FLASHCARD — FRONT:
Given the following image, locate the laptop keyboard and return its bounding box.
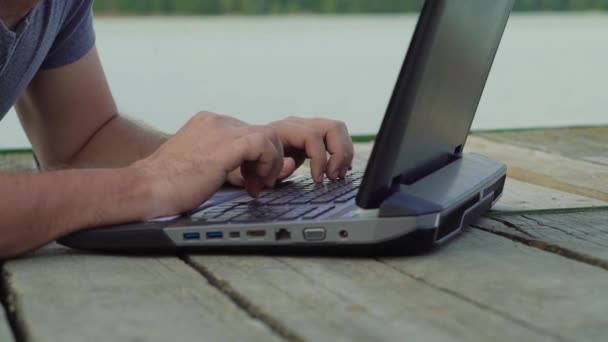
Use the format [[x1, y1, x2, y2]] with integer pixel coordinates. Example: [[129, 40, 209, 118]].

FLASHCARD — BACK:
[[191, 171, 364, 223]]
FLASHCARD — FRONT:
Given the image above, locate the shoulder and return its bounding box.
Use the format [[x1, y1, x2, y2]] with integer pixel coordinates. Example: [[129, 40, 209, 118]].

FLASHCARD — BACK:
[[42, 0, 93, 24]]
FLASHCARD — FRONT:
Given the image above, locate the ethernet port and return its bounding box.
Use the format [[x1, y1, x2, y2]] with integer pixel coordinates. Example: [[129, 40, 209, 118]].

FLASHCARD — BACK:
[[275, 228, 291, 241]]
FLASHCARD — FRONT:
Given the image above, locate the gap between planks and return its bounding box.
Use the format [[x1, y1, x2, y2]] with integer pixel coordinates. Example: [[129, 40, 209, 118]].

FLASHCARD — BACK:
[[466, 136, 608, 202], [3, 249, 284, 342], [375, 259, 568, 342], [474, 224, 608, 272], [186, 254, 558, 342], [180, 255, 305, 342], [474, 209, 608, 272]]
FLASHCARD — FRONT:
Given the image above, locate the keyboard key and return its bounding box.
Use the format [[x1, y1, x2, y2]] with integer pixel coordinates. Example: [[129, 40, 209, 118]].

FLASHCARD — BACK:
[[335, 193, 357, 203], [267, 195, 299, 206], [310, 194, 340, 204], [231, 195, 257, 204], [302, 206, 336, 220], [232, 207, 292, 223], [277, 207, 317, 220]]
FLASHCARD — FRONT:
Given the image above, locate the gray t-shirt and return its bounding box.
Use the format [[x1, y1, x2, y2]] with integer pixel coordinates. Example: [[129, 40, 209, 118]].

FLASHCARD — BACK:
[[0, 0, 95, 120]]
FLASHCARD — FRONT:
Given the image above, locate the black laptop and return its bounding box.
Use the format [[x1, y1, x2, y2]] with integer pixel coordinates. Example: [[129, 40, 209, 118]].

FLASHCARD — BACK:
[[59, 0, 514, 255]]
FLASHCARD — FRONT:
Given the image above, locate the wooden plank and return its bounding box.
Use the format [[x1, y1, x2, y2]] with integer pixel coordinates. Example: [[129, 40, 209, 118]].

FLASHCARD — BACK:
[[188, 254, 554, 342], [4, 244, 282, 342], [0, 306, 13, 342], [475, 210, 608, 269], [465, 136, 608, 202], [382, 228, 608, 342], [478, 127, 608, 166], [492, 178, 608, 213]]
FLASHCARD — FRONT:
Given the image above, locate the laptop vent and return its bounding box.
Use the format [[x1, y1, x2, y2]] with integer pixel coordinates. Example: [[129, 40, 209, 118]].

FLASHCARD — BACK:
[[436, 194, 480, 241]]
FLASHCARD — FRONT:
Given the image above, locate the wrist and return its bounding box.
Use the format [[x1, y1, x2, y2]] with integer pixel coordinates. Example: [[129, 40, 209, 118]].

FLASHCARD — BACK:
[[125, 162, 160, 221]]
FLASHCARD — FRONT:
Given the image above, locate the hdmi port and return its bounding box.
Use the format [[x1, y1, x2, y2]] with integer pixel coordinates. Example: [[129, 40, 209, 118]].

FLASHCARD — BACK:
[[246, 230, 266, 238]]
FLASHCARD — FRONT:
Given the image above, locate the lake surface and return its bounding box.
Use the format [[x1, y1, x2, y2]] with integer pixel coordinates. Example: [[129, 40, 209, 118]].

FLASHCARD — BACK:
[[1, 14, 607, 148]]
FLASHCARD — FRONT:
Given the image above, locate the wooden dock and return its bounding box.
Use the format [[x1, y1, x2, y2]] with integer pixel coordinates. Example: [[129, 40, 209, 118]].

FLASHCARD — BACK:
[[1, 127, 607, 342]]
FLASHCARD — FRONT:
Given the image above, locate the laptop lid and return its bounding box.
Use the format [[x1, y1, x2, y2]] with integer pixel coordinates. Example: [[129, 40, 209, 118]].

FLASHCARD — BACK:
[[357, 0, 515, 209]]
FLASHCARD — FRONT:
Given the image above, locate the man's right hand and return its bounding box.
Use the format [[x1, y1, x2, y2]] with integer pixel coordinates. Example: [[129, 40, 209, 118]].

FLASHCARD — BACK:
[[131, 111, 288, 219]]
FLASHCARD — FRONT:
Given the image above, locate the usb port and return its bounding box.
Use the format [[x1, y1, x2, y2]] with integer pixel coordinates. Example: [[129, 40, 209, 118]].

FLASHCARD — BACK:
[[229, 231, 241, 239], [183, 232, 201, 240], [206, 231, 223, 239], [246, 230, 266, 238]]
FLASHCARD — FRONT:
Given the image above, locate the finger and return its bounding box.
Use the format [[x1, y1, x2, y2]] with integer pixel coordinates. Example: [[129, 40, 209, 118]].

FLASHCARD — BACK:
[[278, 157, 297, 180], [241, 162, 266, 196], [283, 148, 307, 171], [228, 132, 284, 196], [271, 121, 328, 183], [227, 168, 245, 187], [310, 119, 353, 181]]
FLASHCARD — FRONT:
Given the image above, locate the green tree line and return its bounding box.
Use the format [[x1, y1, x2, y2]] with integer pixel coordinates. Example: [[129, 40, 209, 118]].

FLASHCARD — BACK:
[[93, 0, 608, 15]]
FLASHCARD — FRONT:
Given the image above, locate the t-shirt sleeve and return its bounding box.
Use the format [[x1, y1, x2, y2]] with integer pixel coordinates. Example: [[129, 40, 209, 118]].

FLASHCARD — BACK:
[[41, 1, 96, 69]]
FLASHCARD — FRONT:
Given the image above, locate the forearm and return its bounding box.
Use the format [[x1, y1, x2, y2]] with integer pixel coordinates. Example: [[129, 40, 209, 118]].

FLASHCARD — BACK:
[[0, 168, 149, 259], [65, 115, 169, 169]]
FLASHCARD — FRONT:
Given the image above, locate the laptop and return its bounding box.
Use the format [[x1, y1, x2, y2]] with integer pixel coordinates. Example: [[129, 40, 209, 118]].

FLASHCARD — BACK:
[[59, 0, 514, 255]]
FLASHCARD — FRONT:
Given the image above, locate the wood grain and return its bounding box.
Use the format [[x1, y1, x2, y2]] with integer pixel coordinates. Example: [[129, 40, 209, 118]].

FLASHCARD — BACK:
[[475, 210, 608, 269], [188, 253, 554, 342], [492, 178, 608, 212], [478, 127, 608, 166], [382, 228, 608, 342], [466, 136, 608, 202], [3, 244, 281, 342]]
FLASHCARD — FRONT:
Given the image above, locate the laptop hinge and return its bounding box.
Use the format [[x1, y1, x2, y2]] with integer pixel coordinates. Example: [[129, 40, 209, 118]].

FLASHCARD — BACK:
[[379, 153, 506, 219], [393, 153, 460, 187]]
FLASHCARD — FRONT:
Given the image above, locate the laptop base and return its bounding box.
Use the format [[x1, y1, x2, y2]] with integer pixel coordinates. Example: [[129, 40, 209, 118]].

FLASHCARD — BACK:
[[58, 153, 506, 256]]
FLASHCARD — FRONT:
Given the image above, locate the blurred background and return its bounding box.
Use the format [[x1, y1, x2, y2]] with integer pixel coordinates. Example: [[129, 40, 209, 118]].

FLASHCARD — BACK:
[[1, 0, 607, 148]]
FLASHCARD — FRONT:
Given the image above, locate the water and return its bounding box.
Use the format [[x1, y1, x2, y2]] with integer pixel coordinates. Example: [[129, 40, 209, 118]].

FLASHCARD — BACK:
[[1, 14, 607, 148]]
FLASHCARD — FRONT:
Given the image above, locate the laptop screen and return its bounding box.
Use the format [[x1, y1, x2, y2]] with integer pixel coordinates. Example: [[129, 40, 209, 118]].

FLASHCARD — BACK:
[[357, 0, 515, 208]]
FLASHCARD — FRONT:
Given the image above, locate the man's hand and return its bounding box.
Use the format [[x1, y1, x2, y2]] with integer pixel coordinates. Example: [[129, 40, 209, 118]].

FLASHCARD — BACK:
[[226, 116, 354, 187], [132, 112, 286, 218], [132, 113, 354, 219]]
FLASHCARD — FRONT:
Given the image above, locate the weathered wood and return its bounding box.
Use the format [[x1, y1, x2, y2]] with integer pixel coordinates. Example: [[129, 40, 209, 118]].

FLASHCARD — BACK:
[[381, 228, 608, 342], [4, 128, 608, 342], [478, 127, 608, 166], [475, 210, 608, 269], [0, 306, 12, 342], [465, 136, 608, 202], [4, 244, 281, 342], [492, 178, 608, 212], [188, 253, 553, 342]]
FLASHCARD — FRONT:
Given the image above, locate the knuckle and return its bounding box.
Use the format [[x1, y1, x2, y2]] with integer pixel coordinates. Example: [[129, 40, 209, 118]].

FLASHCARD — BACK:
[[332, 120, 348, 131], [303, 126, 321, 138], [248, 132, 271, 151], [311, 130, 324, 141], [194, 111, 220, 123], [262, 125, 280, 140]]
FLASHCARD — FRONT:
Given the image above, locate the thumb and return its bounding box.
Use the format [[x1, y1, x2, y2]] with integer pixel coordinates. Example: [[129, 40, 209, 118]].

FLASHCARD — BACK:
[[278, 157, 297, 180]]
